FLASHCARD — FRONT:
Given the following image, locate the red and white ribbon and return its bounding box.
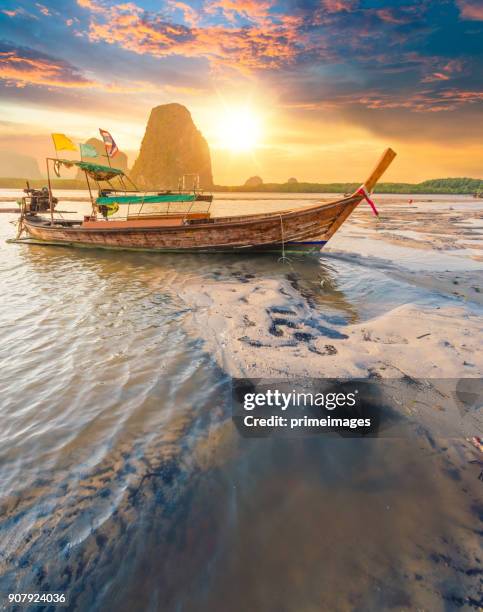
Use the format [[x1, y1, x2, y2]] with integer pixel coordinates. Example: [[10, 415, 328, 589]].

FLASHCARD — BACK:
[[356, 185, 379, 217]]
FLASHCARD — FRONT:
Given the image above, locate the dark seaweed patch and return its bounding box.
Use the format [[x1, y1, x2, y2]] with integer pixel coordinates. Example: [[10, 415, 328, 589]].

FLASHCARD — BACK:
[[293, 332, 314, 342], [443, 593, 483, 609], [268, 322, 284, 337], [238, 336, 269, 347], [430, 552, 452, 565], [306, 322, 348, 339], [471, 502, 483, 522], [443, 467, 461, 481], [309, 344, 337, 356], [267, 306, 297, 316]]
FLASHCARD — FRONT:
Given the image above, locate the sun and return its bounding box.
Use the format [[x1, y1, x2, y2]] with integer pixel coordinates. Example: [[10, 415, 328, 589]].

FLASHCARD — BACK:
[[217, 107, 262, 152]]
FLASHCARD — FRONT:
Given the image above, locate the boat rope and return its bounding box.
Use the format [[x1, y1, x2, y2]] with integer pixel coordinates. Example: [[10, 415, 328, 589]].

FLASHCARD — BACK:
[[278, 214, 292, 264], [356, 184, 379, 217], [15, 213, 25, 239], [14, 197, 26, 239]]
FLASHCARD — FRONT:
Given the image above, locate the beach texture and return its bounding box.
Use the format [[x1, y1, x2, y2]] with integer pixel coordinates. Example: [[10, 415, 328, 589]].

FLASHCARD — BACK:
[[182, 197, 482, 379]]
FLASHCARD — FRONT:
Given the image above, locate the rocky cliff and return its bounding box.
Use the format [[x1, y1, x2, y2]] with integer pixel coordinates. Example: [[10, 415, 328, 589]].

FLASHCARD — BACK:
[[131, 104, 213, 190], [76, 138, 128, 179]]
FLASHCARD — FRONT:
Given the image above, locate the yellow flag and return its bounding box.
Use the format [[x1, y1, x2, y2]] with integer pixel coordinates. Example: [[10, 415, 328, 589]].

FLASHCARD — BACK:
[[51, 133, 77, 152]]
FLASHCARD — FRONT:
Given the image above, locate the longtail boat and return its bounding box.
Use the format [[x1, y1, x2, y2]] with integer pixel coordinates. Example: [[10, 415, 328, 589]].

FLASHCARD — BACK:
[[13, 149, 396, 254]]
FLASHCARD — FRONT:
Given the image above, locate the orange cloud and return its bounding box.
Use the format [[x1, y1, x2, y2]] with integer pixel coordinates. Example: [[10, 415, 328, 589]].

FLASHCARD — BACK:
[[0, 49, 95, 89], [35, 3, 51, 16], [284, 85, 483, 114], [356, 89, 483, 112], [457, 1, 483, 20], [1, 7, 39, 19], [167, 1, 199, 27], [76, 0, 106, 14], [320, 0, 357, 13], [206, 0, 274, 25], [421, 59, 464, 83], [0, 45, 164, 94], [80, 1, 304, 73], [376, 8, 413, 24]]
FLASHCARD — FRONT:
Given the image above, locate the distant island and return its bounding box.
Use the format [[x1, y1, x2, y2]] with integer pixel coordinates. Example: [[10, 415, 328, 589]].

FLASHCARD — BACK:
[[0, 176, 481, 195]]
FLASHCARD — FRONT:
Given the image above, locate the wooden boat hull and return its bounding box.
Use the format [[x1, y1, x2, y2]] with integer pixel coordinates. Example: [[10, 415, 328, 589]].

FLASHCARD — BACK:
[[23, 196, 356, 253], [20, 149, 397, 254]]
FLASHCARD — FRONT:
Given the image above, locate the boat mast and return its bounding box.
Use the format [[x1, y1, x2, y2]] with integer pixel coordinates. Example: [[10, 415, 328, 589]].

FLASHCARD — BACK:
[[46, 158, 54, 226], [102, 139, 112, 168], [84, 169, 96, 216]]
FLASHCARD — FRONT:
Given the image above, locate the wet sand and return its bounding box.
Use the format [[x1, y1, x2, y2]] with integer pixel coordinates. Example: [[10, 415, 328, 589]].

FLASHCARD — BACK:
[[181, 197, 482, 380]]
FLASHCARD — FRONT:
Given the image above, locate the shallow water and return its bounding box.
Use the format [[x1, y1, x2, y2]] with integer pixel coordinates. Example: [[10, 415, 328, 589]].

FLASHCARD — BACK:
[[0, 194, 482, 610]]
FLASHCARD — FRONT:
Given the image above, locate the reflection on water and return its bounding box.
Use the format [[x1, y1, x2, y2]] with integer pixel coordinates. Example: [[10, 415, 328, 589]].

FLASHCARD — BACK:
[[0, 212, 481, 611]]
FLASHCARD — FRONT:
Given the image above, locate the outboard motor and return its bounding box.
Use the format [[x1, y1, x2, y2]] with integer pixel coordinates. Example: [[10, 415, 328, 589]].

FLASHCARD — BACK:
[[24, 184, 58, 212]]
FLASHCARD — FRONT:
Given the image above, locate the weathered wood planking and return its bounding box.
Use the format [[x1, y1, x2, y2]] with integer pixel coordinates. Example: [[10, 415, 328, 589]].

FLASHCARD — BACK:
[[22, 149, 397, 253], [24, 198, 353, 251]]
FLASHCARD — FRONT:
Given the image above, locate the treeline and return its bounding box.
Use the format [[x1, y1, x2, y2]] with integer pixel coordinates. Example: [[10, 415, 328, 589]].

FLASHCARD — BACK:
[[213, 177, 483, 194], [0, 178, 86, 190], [1, 176, 482, 194], [416, 177, 483, 193]]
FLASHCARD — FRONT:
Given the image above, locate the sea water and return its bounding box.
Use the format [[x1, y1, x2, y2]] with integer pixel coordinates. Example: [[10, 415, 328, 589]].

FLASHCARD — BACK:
[[0, 192, 481, 610]]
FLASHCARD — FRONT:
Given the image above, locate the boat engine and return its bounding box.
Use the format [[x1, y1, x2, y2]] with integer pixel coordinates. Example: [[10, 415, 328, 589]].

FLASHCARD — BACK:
[[24, 184, 58, 212]]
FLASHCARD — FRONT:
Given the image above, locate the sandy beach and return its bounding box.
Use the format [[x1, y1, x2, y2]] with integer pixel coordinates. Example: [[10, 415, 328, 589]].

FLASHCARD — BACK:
[[181, 196, 482, 380]]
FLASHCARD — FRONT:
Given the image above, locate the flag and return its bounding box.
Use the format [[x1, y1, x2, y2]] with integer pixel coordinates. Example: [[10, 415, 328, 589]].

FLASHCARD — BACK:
[[79, 143, 99, 158], [99, 128, 118, 158], [51, 133, 77, 152]]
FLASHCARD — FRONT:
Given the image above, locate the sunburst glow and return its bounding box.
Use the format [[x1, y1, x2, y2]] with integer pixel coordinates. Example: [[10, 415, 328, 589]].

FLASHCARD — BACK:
[[217, 107, 262, 152]]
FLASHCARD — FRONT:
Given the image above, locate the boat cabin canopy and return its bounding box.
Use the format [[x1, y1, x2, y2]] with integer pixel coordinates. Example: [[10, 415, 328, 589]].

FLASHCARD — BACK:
[[51, 158, 125, 181]]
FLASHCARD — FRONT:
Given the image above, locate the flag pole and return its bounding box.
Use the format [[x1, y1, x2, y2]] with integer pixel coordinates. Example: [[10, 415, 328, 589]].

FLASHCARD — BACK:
[[103, 140, 112, 167], [51, 134, 59, 160], [99, 130, 112, 167], [46, 158, 54, 226]]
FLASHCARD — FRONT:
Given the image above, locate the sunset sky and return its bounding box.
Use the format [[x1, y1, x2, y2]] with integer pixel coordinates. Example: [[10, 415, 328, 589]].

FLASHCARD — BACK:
[[0, 0, 482, 184]]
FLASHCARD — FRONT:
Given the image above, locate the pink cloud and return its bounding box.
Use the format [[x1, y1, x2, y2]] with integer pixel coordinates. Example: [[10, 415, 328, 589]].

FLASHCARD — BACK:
[[0, 45, 162, 94], [167, 1, 199, 27], [376, 8, 413, 24], [457, 0, 483, 20], [206, 0, 274, 25], [420, 58, 464, 83], [356, 89, 483, 112], [78, 0, 306, 73], [0, 49, 95, 89], [76, 0, 105, 14], [35, 3, 51, 16], [320, 0, 358, 13]]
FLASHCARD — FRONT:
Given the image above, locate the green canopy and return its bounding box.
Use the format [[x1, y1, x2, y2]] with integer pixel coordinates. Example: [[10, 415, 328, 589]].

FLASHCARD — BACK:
[[51, 158, 124, 181], [96, 193, 197, 205], [77, 161, 124, 180]]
